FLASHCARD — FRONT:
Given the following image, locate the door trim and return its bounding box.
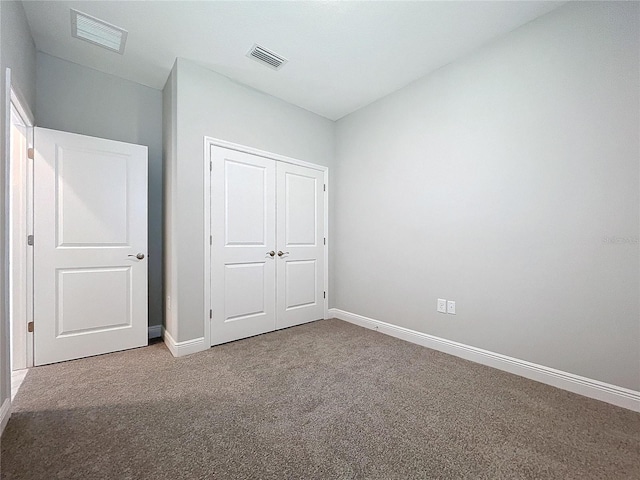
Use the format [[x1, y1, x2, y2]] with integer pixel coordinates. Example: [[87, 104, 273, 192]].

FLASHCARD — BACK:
[[9, 88, 35, 371], [203, 137, 329, 348], [3, 69, 36, 421]]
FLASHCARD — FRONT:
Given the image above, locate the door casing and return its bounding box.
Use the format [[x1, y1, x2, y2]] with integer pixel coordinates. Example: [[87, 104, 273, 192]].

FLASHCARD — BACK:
[[8, 80, 35, 371], [203, 137, 329, 347]]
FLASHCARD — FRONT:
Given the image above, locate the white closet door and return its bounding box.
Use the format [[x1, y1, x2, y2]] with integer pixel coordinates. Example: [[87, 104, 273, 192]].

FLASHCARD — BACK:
[[276, 162, 325, 329], [211, 147, 277, 345], [34, 128, 148, 365]]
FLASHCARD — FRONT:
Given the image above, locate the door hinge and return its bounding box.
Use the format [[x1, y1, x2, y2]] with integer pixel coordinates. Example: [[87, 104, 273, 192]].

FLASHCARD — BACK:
[[27, 147, 34, 160], [324, 237, 326, 245], [324, 291, 326, 299], [210, 160, 212, 171], [210, 235, 212, 245], [323, 184, 326, 192], [27, 234, 34, 246], [27, 321, 34, 333], [209, 309, 212, 319]]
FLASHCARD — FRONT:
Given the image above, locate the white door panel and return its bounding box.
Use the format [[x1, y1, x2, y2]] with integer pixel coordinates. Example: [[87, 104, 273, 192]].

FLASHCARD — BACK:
[[56, 153, 128, 245], [56, 267, 132, 336], [285, 260, 318, 308], [225, 160, 270, 246], [34, 128, 148, 365], [285, 174, 317, 245], [276, 162, 324, 329], [211, 147, 276, 345]]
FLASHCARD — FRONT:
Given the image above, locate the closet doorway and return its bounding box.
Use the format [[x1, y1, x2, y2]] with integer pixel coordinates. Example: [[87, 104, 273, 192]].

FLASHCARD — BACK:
[[206, 140, 328, 346]]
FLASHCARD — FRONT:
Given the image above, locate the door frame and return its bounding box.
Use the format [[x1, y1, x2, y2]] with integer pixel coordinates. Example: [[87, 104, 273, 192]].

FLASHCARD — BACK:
[[203, 137, 329, 348], [9, 85, 35, 370]]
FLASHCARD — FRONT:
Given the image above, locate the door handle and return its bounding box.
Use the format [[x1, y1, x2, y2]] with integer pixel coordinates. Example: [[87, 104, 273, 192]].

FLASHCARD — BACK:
[[267, 251, 276, 257], [277, 251, 289, 257], [128, 253, 145, 260]]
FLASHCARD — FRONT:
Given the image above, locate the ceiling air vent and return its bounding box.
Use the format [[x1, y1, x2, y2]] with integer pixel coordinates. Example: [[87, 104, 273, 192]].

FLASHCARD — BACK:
[[71, 9, 128, 54], [246, 44, 288, 71]]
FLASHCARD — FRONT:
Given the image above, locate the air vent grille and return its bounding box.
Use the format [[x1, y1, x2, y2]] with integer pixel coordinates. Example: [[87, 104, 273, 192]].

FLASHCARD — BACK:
[[71, 9, 128, 54], [246, 44, 288, 70]]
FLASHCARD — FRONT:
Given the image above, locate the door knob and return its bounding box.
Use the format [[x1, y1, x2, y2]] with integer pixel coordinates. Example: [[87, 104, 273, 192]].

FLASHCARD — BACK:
[[267, 251, 276, 257], [277, 251, 289, 257], [128, 253, 145, 260]]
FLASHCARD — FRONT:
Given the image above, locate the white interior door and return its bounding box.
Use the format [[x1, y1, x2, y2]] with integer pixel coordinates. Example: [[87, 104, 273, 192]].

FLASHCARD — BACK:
[[34, 128, 148, 365], [276, 162, 325, 329], [210, 147, 276, 345]]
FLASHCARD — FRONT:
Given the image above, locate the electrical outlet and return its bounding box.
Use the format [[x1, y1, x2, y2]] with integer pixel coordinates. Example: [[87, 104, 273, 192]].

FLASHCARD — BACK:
[[167, 295, 171, 310], [447, 300, 456, 315], [437, 299, 447, 313]]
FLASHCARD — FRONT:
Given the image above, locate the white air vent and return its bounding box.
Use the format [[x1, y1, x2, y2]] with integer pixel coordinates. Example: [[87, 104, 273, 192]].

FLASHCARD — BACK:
[[71, 9, 128, 54], [246, 44, 288, 70]]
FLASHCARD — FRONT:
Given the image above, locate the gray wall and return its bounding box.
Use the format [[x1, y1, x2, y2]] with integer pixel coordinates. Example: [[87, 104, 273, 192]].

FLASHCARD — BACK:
[[167, 58, 334, 342], [35, 53, 164, 328], [162, 63, 177, 338], [0, 0, 36, 425], [333, 1, 639, 390]]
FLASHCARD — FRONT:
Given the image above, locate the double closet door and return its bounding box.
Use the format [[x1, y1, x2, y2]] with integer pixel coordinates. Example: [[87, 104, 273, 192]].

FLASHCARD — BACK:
[[210, 147, 325, 346]]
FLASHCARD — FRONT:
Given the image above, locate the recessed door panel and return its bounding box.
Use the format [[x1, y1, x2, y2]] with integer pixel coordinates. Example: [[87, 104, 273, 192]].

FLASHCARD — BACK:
[[285, 173, 316, 246], [224, 263, 266, 321], [57, 267, 131, 336], [225, 160, 267, 246], [57, 146, 129, 247], [34, 128, 148, 366], [211, 147, 276, 345], [285, 260, 317, 310]]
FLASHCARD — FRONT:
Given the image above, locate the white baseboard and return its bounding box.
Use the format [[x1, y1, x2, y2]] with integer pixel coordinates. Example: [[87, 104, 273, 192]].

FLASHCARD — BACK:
[[148, 325, 162, 340], [162, 328, 207, 357], [329, 308, 640, 412], [0, 398, 11, 436]]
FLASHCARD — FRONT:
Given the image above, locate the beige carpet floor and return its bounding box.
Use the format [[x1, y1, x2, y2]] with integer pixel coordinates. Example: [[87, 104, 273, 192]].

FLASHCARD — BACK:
[[1, 319, 639, 479]]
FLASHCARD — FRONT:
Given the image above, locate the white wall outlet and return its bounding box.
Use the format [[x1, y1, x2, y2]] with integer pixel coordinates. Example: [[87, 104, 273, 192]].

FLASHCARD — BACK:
[[167, 295, 171, 310], [437, 299, 447, 313], [447, 300, 456, 315]]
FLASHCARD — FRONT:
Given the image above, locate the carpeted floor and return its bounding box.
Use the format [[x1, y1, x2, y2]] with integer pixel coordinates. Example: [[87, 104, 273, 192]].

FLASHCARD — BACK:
[[1, 319, 639, 479]]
